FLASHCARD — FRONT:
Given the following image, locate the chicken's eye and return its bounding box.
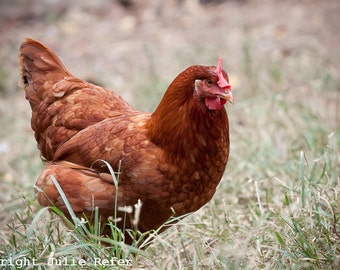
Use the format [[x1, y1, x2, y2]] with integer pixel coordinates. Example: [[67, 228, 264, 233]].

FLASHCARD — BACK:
[[206, 79, 213, 86]]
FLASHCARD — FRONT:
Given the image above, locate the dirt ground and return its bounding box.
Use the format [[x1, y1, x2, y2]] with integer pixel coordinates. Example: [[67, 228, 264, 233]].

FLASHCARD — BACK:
[[0, 0, 339, 266], [1, 0, 339, 172], [1, 0, 339, 100]]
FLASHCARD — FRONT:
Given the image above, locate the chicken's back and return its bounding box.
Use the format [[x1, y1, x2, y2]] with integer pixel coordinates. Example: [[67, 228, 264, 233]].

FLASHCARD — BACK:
[[19, 38, 132, 160]]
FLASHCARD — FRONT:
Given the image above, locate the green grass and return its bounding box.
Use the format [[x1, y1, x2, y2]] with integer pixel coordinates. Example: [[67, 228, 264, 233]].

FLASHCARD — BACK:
[[1, 70, 339, 269], [1, 66, 339, 269], [1, 1, 339, 268], [1, 165, 155, 269], [3, 57, 338, 269]]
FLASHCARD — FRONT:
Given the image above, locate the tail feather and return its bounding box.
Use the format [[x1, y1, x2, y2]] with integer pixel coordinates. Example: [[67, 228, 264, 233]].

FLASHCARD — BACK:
[[19, 39, 89, 159], [19, 38, 72, 111], [19, 38, 132, 160], [20, 38, 68, 72]]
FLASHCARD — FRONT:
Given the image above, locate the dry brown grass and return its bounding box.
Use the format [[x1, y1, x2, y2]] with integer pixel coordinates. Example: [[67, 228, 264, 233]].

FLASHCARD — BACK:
[[1, 0, 339, 269]]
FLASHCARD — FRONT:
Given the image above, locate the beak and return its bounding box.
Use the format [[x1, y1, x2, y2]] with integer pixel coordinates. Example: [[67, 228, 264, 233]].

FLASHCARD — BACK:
[[219, 91, 234, 104]]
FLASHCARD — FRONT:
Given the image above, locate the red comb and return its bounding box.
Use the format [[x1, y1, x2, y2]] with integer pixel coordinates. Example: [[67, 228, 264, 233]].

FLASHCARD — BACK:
[[215, 58, 231, 90]]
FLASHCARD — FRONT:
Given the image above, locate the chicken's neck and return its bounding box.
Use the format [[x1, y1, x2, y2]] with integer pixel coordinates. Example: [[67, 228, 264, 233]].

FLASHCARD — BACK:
[[146, 66, 229, 163]]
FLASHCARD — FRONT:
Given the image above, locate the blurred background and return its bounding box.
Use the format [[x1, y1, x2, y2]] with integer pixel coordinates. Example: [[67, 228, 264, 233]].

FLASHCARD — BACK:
[[1, 0, 338, 108], [0, 0, 339, 267]]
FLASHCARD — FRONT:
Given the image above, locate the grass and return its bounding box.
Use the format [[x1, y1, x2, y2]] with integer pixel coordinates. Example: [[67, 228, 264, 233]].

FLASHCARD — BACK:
[[1, 1, 339, 269], [1, 165, 150, 269], [144, 130, 339, 269], [3, 50, 339, 269]]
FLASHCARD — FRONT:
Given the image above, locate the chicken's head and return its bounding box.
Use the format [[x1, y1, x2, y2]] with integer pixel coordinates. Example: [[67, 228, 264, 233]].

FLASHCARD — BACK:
[[195, 58, 233, 110]]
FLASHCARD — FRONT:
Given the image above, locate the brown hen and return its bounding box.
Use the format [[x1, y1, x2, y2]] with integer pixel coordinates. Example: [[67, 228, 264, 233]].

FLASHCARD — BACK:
[[19, 38, 233, 243]]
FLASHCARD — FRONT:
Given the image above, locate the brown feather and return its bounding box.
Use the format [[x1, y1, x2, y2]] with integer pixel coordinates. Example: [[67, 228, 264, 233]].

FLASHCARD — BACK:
[[19, 38, 231, 244]]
